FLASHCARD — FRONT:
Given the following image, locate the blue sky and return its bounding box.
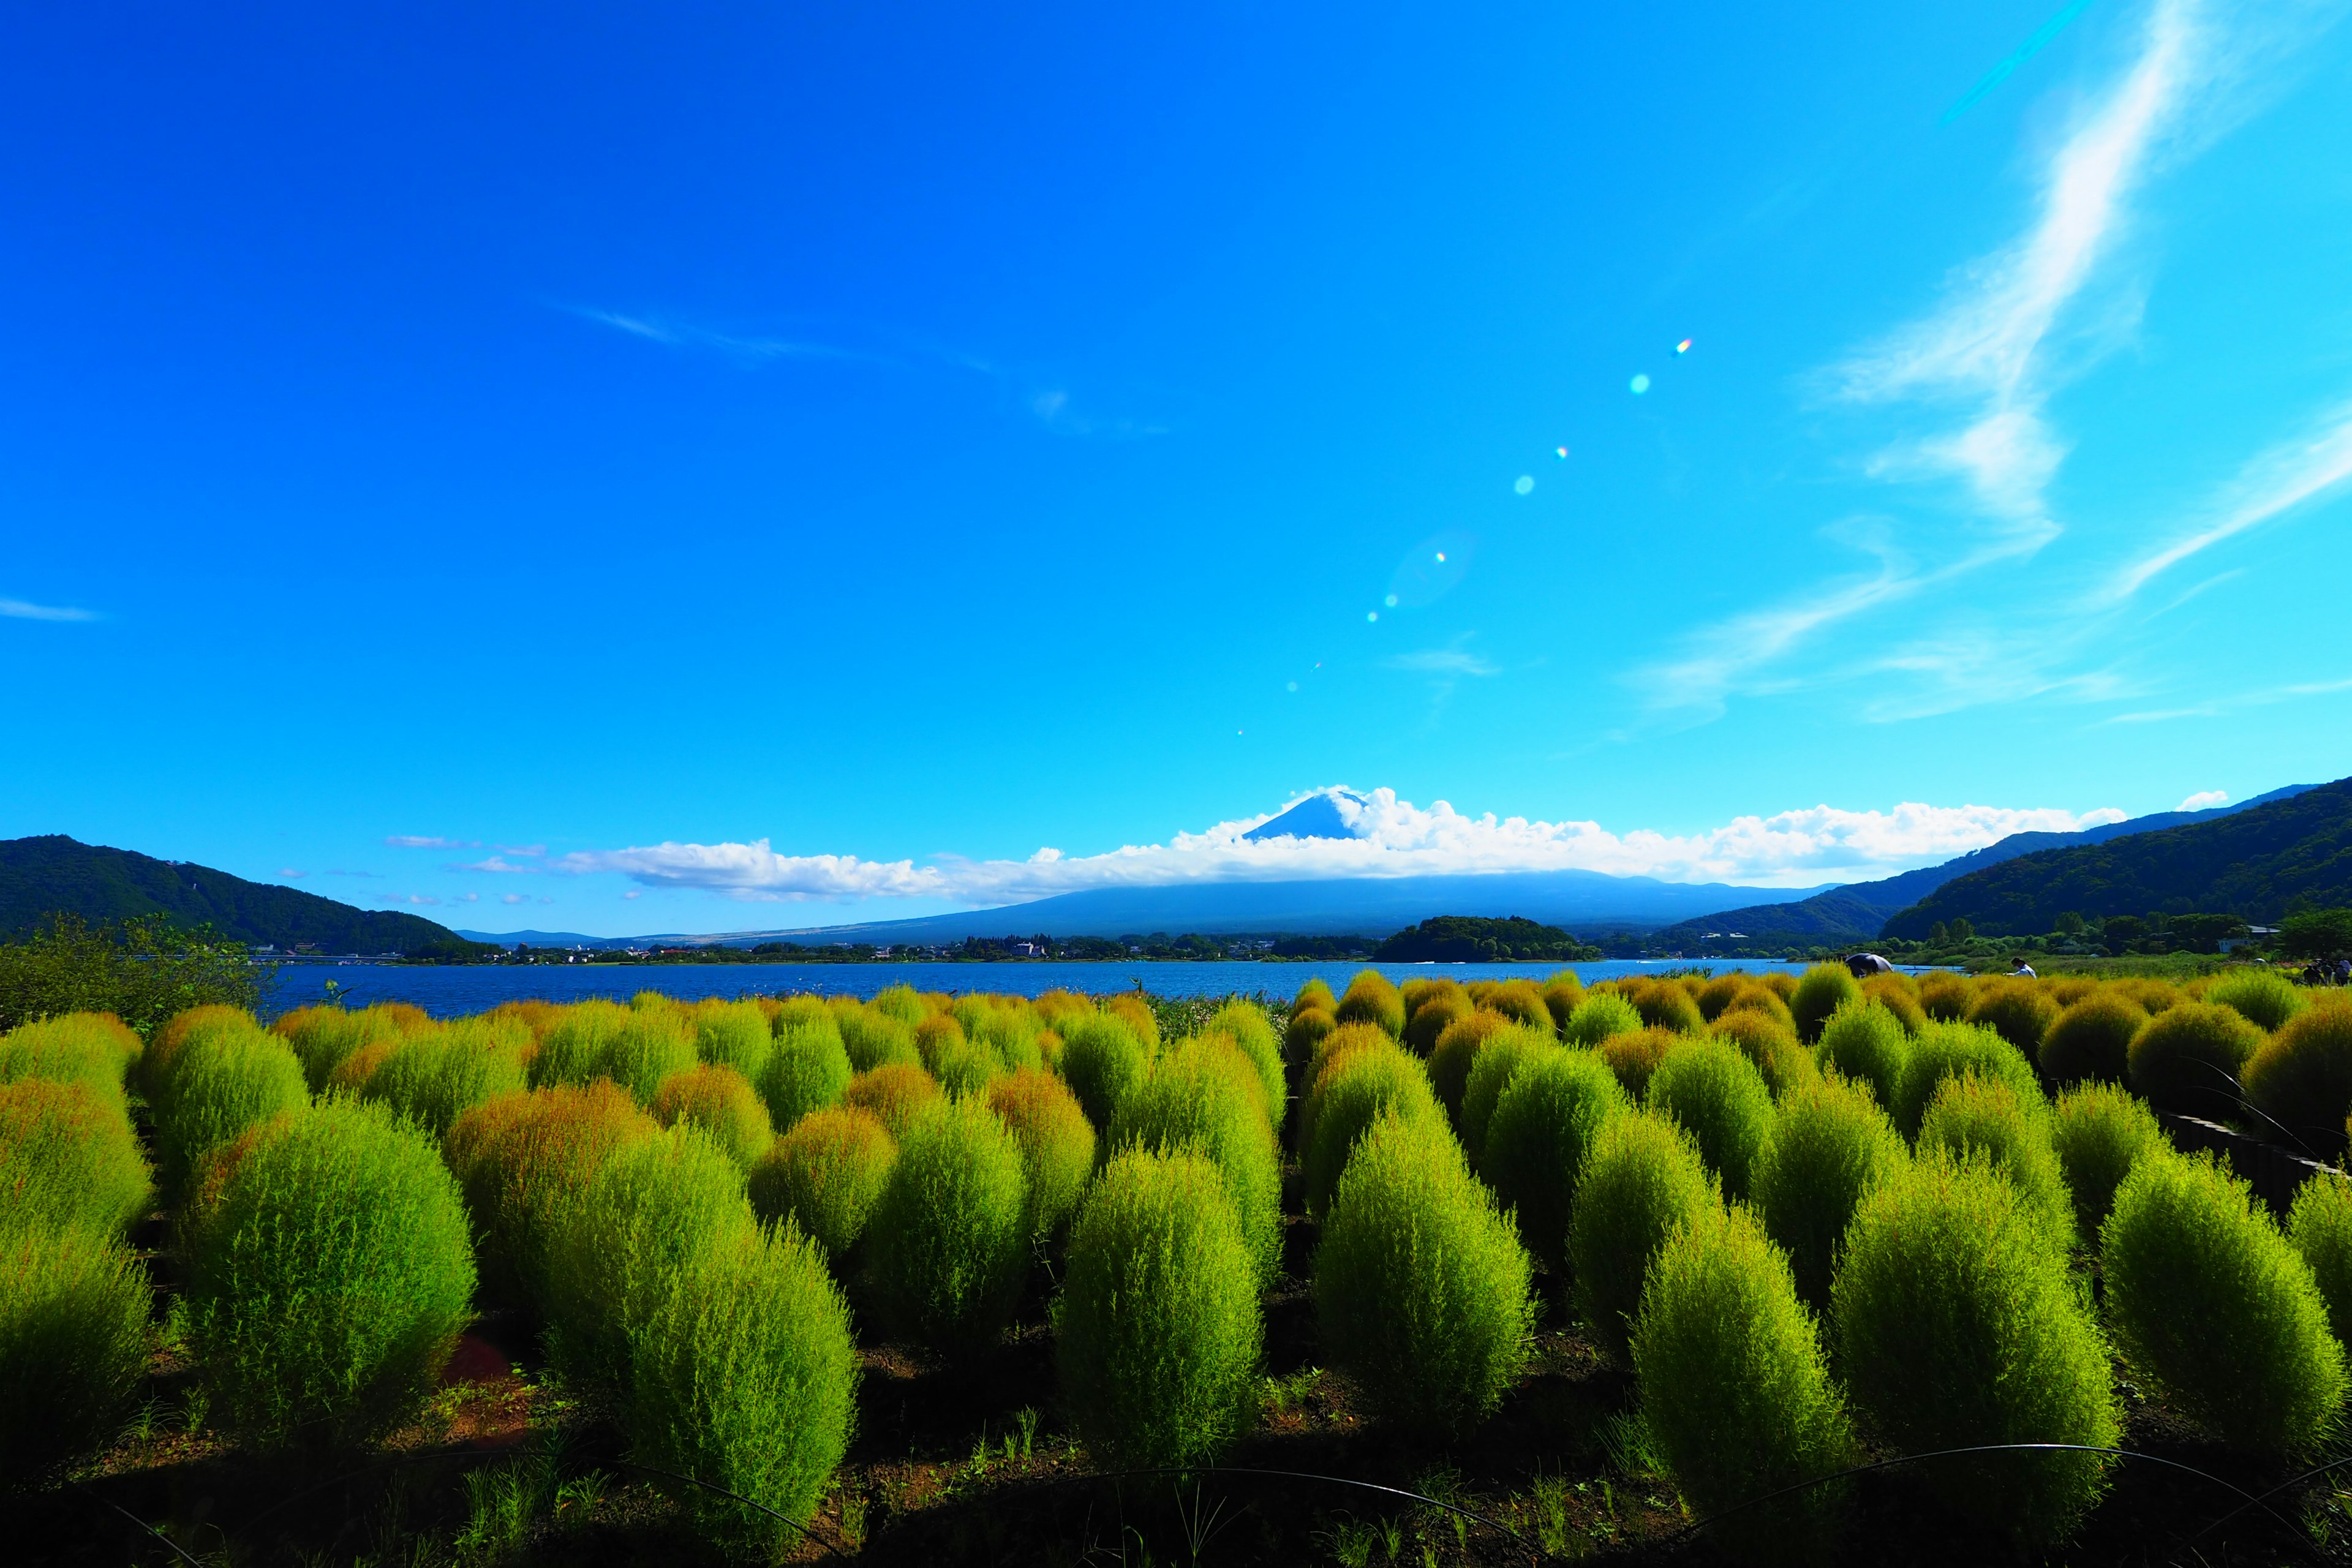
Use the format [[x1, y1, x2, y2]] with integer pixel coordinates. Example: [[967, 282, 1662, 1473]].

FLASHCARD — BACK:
[[4, 0, 2349, 936]]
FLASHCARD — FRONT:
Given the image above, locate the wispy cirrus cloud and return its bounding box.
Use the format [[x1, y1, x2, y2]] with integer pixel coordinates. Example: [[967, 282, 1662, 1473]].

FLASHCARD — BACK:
[[453, 856, 537, 875], [1384, 649, 1500, 677], [1, 596, 100, 622], [2101, 672, 2352, 723], [2109, 399, 2352, 598], [377, 893, 442, 907], [386, 835, 478, 850]]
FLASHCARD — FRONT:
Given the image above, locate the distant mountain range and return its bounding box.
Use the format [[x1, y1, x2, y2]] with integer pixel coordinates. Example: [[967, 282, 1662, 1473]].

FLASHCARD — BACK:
[[1650, 785, 2321, 948], [0, 835, 463, 954]]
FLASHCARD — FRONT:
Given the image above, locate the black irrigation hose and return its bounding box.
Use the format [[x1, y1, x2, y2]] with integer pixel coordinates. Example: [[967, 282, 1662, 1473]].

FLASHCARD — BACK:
[[74, 1482, 206, 1568], [2191, 1061, 2323, 1163]]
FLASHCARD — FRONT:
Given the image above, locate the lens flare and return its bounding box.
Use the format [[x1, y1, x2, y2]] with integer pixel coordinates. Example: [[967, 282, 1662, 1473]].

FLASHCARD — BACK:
[[1384, 594, 1399, 607], [1434, 551, 1446, 563], [1675, 338, 1692, 354], [1630, 374, 1651, 394], [1555, 446, 1569, 459], [1513, 475, 1534, 495], [1366, 611, 1378, 623]]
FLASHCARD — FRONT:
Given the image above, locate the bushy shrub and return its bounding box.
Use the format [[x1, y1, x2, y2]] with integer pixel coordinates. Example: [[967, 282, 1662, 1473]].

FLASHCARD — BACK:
[[1709, 1009, 1814, 1099], [692, 1000, 775, 1084], [0, 1217, 150, 1485], [864, 1098, 1030, 1356], [1751, 1072, 1907, 1311], [598, 1009, 698, 1106], [1335, 970, 1406, 1038], [1428, 1011, 1510, 1115], [1483, 979, 1553, 1033], [627, 1226, 858, 1553], [837, 1007, 922, 1074], [1723, 984, 1798, 1030], [984, 1066, 1097, 1240], [1482, 1047, 1629, 1272], [2209, 969, 2307, 1033], [1314, 1114, 1532, 1434], [1405, 992, 1472, 1058], [1540, 970, 1586, 1033], [2286, 1175, 2352, 1348], [1057, 1010, 1151, 1130], [2102, 1151, 2345, 1455], [359, 1016, 533, 1138], [545, 1124, 759, 1390], [650, 1063, 775, 1167], [914, 1013, 968, 1073], [2243, 1000, 2352, 1156], [841, 1063, 944, 1139], [747, 1107, 897, 1262], [1457, 1023, 1556, 1164], [1694, 973, 1747, 1023], [1563, 991, 1643, 1047], [186, 1099, 476, 1447], [1284, 1005, 1336, 1067], [1104, 993, 1161, 1054], [153, 1025, 309, 1193], [1917, 1075, 2073, 1253], [0, 1079, 151, 1238], [2112, 977, 2182, 1016], [1291, 978, 1338, 1016], [1915, 972, 1971, 1023], [870, 984, 927, 1027], [1, 1013, 135, 1121], [1860, 973, 1926, 1034], [971, 1005, 1044, 1076], [141, 1002, 259, 1102], [1569, 1111, 1721, 1365], [1635, 1205, 1856, 1562], [1790, 965, 1861, 1044], [2127, 1002, 2263, 1117], [1632, 982, 1705, 1036], [1834, 1157, 2117, 1544], [1891, 1020, 2040, 1140], [1647, 1037, 1774, 1199], [1207, 1001, 1287, 1129], [443, 1082, 660, 1308], [1303, 1044, 1442, 1219], [528, 1000, 633, 1090], [1059, 1148, 1263, 1465], [2040, 992, 2147, 1086], [1964, 979, 2060, 1062], [1112, 1041, 1282, 1283], [1597, 1025, 1678, 1102], [760, 1017, 853, 1133], [2049, 1082, 2164, 1237]]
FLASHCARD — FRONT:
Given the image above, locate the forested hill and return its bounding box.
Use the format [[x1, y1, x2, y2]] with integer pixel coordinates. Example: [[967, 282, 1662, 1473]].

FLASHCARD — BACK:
[[1882, 777, 2352, 939], [0, 835, 461, 954]]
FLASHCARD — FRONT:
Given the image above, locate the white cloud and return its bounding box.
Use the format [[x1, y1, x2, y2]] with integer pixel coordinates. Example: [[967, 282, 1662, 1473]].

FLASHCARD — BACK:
[[496, 843, 547, 857], [1, 596, 100, 622], [377, 893, 442, 906], [455, 892, 480, 903], [556, 785, 2130, 907], [278, 867, 304, 880], [2110, 399, 2352, 598], [386, 835, 478, 850], [454, 856, 537, 874], [501, 894, 528, 905], [2179, 790, 2230, 809]]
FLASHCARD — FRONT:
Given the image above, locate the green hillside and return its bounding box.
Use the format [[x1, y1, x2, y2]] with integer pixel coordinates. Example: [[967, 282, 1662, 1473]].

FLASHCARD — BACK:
[[1883, 777, 2352, 940], [1373, 914, 1602, 962], [0, 834, 461, 955]]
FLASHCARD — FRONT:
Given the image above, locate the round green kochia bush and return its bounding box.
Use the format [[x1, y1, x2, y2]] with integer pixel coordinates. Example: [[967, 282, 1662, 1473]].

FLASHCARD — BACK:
[[1284, 1006, 1336, 1068], [529, 1000, 633, 1090], [544, 1124, 760, 1391], [1406, 993, 1474, 1058], [442, 1082, 660, 1310], [2287, 1175, 2352, 1349], [1482, 1048, 1630, 1273], [1298, 1023, 1400, 1155], [1750, 1072, 1908, 1312], [2040, 992, 2147, 1085], [1335, 969, 1407, 1039], [1541, 970, 1586, 1033], [1056, 1011, 1152, 1131], [2242, 1001, 2352, 1156], [1814, 1000, 1909, 1112], [1597, 1027, 1678, 1102], [358, 1017, 533, 1138], [1709, 1010, 1814, 1099], [1646, 1038, 1774, 1200], [0, 1079, 151, 1238], [864, 1098, 1031, 1357], [2127, 1001, 2263, 1117], [1634, 1205, 1857, 1563], [2101, 1151, 2345, 1455], [1457, 1025, 1557, 1163], [1428, 1011, 1510, 1115], [692, 1000, 775, 1084], [650, 1063, 776, 1167], [869, 985, 927, 1027], [1207, 1000, 1288, 1131], [1110, 1042, 1282, 1284], [1562, 991, 1643, 1048], [153, 1026, 310, 1194], [597, 1010, 699, 1106], [0, 1217, 150, 1487], [748, 1106, 897, 1263], [1292, 977, 1339, 1017], [1632, 982, 1706, 1036], [1964, 979, 2061, 1062], [1834, 1158, 2119, 1545], [1915, 973, 1971, 1023], [760, 1017, 854, 1133], [840, 1063, 943, 1139], [2209, 968, 2308, 1034], [1790, 964, 1861, 1045], [1890, 1020, 2041, 1142], [1303, 1044, 1442, 1219], [1314, 1114, 1533, 1435], [1917, 1074, 2074, 1253], [1860, 973, 1927, 1035], [970, 1005, 1044, 1076], [2049, 1082, 2164, 1237], [1569, 1111, 1721, 1365], [184, 1099, 477, 1449], [626, 1226, 858, 1553], [984, 1066, 1097, 1240], [271, 1005, 407, 1093], [0, 1014, 135, 1121], [1058, 1148, 1264, 1466], [836, 1008, 922, 1074]]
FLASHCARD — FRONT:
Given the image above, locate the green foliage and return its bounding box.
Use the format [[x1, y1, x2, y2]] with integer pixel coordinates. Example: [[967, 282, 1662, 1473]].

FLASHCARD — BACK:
[[152, 1023, 309, 1194], [1963, 978, 2060, 1061], [1708, 1009, 1814, 1099], [1405, 992, 1472, 1058], [442, 1082, 659, 1310], [1303, 1043, 1442, 1219], [747, 1106, 897, 1263], [627, 1225, 859, 1551], [692, 1000, 775, 1083], [2040, 992, 2147, 1086], [650, 1063, 776, 1167], [0, 1079, 151, 1238], [1750, 1072, 1907, 1311], [869, 985, 927, 1027], [1890, 1020, 2040, 1141], [1540, 969, 1586, 1032], [1569, 1110, 1721, 1365], [0, 1216, 150, 1486], [358, 1016, 532, 1137], [1631, 982, 1705, 1036], [2242, 1000, 2352, 1155], [1313, 1114, 1533, 1434], [273, 1003, 410, 1091], [184, 1098, 476, 1449], [837, 1007, 922, 1074], [984, 1066, 1097, 1240], [1428, 1010, 1509, 1115], [1916, 1074, 2074, 1253], [2286, 1175, 2352, 1349], [1057, 1009, 1152, 1130], [1110, 1040, 1282, 1283], [1058, 1148, 1264, 1465], [1283, 1006, 1336, 1068], [1834, 1157, 2118, 1545], [598, 1009, 698, 1106], [2281, 908, 2352, 962], [1457, 1023, 1557, 1163], [1634, 1205, 1856, 1563], [544, 1124, 759, 1391], [1860, 974, 1926, 1033], [2101, 1150, 2346, 1455], [2049, 1081, 2164, 1238], [530, 1000, 631, 1091], [759, 1016, 854, 1133], [0, 913, 265, 1036], [1374, 914, 1597, 962], [1291, 978, 1338, 1016], [1789, 964, 1861, 1044], [1207, 1000, 1287, 1131], [1597, 1025, 1678, 1102], [2208, 968, 2307, 1033], [1562, 990, 1642, 1047], [2127, 1001, 2263, 1116], [1481, 1046, 1629, 1272], [840, 1063, 943, 1139], [864, 1097, 1030, 1356], [1646, 1037, 1774, 1199], [0, 1012, 136, 1121], [1334, 969, 1407, 1038]]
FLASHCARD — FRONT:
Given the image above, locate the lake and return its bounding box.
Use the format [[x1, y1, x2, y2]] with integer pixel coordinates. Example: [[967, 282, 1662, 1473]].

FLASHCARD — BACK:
[[260, 957, 1880, 1020]]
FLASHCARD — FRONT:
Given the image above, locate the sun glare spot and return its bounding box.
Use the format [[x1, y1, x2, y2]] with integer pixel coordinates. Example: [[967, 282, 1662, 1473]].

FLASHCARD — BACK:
[[1384, 593, 1400, 607], [1513, 475, 1534, 495], [1286, 680, 1298, 692], [1675, 338, 1692, 354], [1555, 446, 1569, 459], [1434, 551, 1446, 563], [1630, 374, 1651, 394], [1366, 611, 1379, 623]]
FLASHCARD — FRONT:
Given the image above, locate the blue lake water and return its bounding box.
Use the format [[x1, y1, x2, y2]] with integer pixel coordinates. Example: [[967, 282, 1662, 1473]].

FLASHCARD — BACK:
[[261, 957, 1864, 1020]]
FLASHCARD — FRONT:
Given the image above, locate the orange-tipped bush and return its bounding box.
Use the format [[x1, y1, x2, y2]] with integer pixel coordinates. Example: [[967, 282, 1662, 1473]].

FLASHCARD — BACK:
[[1966, 980, 2061, 1063], [1720, 984, 1797, 1033], [1917, 973, 1971, 1023], [1632, 982, 1705, 1036], [145, 1004, 260, 1097], [1406, 993, 1473, 1057], [2112, 978, 2183, 1016], [651, 1064, 775, 1168], [0, 1078, 151, 1238], [2127, 1003, 2263, 1117], [747, 1106, 898, 1263], [1694, 974, 1747, 1022], [2243, 1000, 2352, 1157], [1291, 978, 1338, 1018], [442, 1082, 661, 1308], [1428, 1011, 1510, 1116], [2040, 992, 2147, 1086], [1790, 965, 1862, 1044], [1335, 970, 1406, 1039], [1861, 973, 1926, 1033], [1284, 1006, 1336, 1067], [1598, 1027, 1679, 1102], [985, 1066, 1097, 1240], [1709, 1010, 1814, 1099], [840, 1064, 943, 1140], [1484, 981, 1553, 1033]]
